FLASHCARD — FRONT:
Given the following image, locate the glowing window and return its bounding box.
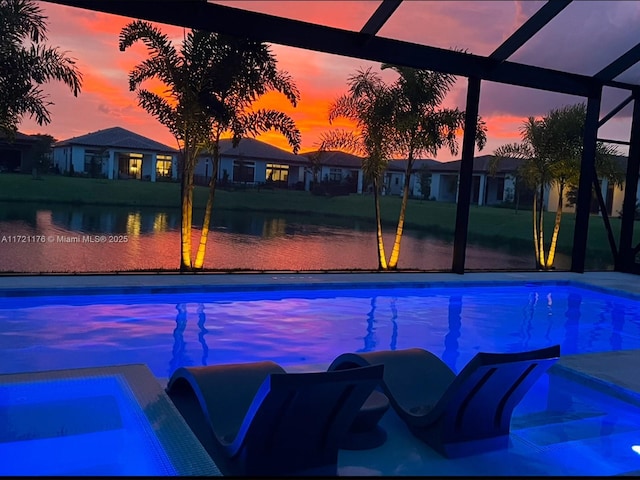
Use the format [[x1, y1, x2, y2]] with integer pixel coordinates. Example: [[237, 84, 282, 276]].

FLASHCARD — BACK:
[[266, 163, 289, 183], [156, 155, 172, 178]]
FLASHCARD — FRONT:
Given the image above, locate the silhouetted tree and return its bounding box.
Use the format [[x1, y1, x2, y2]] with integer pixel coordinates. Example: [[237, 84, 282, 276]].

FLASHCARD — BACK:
[[120, 21, 300, 271], [0, 0, 81, 138]]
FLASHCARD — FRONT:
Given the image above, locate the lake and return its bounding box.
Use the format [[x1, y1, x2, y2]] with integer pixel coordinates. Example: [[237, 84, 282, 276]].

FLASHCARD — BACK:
[[0, 202, 574, 273]]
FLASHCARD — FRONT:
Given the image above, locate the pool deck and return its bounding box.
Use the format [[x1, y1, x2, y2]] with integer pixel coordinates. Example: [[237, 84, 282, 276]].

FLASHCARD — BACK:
[[2, 270, 640, 475]]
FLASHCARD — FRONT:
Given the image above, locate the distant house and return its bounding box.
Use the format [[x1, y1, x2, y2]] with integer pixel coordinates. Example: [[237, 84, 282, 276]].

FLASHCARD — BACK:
[[49, 127, 640, 215], [302, 150, 364, 193], [0, 131, 40, 173], [194, 137, 305, 188], [426, 155, 520, 205], [384, 159, 440, 197], [379, 155, 519, 205], [546, 155, 637, 216], [52, 127, 178, 182]]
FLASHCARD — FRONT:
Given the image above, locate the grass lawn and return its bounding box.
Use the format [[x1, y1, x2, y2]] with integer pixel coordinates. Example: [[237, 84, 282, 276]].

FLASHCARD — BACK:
[[0, 173, 631, 261]]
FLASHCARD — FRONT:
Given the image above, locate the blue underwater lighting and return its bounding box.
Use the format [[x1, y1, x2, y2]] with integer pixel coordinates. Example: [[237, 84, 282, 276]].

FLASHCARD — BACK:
[[0, 375, 176, 476], [633, 445, 640, 455]]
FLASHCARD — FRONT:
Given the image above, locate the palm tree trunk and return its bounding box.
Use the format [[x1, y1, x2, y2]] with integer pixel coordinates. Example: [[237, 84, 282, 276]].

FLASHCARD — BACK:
[[532, 194, 539, 267], [180, 145, 194, 271], [388, 156, 414, 269], [545, 183, 564, 269], [194, 146, 220, 270], [537, 184, 546, 269], [372, 177, 388, 270]]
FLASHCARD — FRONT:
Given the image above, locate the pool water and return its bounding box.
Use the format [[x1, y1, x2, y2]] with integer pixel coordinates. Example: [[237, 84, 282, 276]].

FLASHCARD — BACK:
[[1, 283, 639, 379], [1, 281, 640, 476]]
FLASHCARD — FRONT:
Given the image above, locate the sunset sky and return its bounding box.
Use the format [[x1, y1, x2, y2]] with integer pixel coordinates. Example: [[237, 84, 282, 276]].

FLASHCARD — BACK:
[[18, 1, 640, 161]]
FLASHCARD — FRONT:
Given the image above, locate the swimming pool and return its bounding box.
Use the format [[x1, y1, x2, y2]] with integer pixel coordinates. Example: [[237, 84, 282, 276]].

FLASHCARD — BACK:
[[1, 281, 639, 379], [2, 273, 640, 476]]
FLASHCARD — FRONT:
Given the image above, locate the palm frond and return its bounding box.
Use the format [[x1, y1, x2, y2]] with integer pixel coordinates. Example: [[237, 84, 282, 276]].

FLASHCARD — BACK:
[[317, 129, 364, 156], [240, 109, 302, 153], [29, 45, 82, 95], [0, 0, 82, 135], [137, 89, 178, 138]]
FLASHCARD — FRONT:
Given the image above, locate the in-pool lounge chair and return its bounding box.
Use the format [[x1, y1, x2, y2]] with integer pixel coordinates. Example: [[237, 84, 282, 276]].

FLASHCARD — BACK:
[[328, 344, 560, 458], [166, 361, 383, 476]]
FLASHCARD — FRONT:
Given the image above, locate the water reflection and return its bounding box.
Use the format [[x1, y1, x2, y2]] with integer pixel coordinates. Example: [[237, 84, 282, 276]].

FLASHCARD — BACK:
[[170, 303, 188, 375], [442, 295, 462, 372], [358, 297, 400, 353], [544, 293, 554, 341], [564, 293, 581, 353], [519, 292, 537, 349], [50, 207, 180, 235], [169, 303, 211, 375], [197, 303, 210, 365], [0, 201, 574, 272], [389, 298, 398, 351], [359, 297, 378, 353]]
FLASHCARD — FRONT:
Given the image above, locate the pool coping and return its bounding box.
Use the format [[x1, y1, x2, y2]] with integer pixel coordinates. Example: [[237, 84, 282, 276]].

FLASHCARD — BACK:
[[551, 350, 640, 408], [1, 271, 640, 299]]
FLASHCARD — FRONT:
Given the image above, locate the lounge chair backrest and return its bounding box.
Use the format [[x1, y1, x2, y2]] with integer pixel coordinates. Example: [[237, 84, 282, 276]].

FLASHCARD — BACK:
[[230, 364, 384, 476], [423, 344, 560, 442], [329, 348, 456, 417], [168, 361, 286, 445]]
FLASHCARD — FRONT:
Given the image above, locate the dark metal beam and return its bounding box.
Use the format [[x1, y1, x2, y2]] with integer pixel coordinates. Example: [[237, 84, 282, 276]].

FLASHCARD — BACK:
[[571, 87, 602, 273], [596, 42, 640, 82], [598, 94, 633, 127], [597, 138, 631, 146], [452, 77, 481, 274], [489, 0, 572, 62], [591, 166, 618, 260], [616, 93, 640, 272], [42, 0, 636, 97], [360, 0, 403, 36]]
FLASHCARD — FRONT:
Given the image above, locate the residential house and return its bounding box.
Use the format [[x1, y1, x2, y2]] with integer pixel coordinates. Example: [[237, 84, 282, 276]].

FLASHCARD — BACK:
[[546, 155, 635, 217], [52, 127, 178, 182], [0, 131, 41, 173], [384, 159, 440, 197], [194, 138, 305, 188], [47, 127, 640, 215], [302, 150, 364, 193], [422, 155, 520, 205]]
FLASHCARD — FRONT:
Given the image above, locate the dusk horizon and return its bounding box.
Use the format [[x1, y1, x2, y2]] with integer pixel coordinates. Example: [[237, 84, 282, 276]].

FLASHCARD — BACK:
[[16, 1, 639, 161]]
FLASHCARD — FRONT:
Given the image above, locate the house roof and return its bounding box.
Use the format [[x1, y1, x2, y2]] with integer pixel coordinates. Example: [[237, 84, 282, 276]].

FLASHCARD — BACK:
[[0, 131, 40, 146], [387, 159, 440, 173], [429, 155, 522, 174], [302, 150, 363, 169], [218, 137, 300, 163], [55, 127, 177, 153]]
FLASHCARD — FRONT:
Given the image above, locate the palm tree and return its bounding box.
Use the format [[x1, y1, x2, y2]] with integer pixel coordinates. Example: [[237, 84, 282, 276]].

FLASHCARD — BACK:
[[319, 68, 397, 269], [382, 64, 487, 269], [0, 0, 82, 138], [492, 103, 622, 270], [119, 21, 301, 271], [321, 65, 486, 270]]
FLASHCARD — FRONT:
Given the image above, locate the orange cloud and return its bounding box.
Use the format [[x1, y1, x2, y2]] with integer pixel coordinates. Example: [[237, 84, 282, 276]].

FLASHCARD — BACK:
[[484, 115, 528, 141]]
